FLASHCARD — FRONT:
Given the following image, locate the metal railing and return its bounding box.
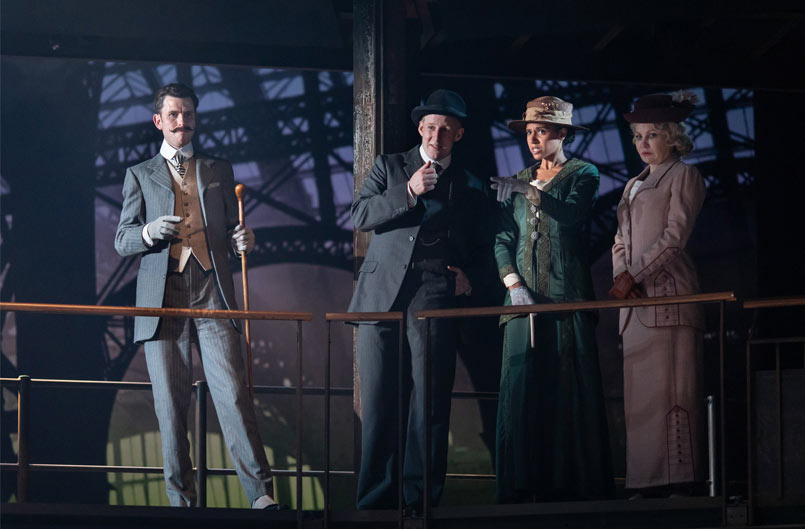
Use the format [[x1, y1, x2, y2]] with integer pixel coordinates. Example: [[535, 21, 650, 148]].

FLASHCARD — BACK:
[[0, 301, 313, 527], [414, 291, 737, 528], [1, 292, 778, 529], [742, 296, 805, 525]]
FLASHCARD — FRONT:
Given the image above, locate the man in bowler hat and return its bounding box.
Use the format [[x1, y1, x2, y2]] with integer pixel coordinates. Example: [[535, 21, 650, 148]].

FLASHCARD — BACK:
[[348, 89, 489, 510]]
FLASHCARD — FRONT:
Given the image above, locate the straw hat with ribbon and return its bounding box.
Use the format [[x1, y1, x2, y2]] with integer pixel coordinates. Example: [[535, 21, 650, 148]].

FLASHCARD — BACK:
[[507, 96, 588, 134]]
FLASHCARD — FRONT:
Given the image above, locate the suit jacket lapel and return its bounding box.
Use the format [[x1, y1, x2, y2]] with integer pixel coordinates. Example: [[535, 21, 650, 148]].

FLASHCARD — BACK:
[[403, 145, 423, 181], [144, 154, 173, 192], [195, 155, 217, 196], [623, 166, 649, 205]]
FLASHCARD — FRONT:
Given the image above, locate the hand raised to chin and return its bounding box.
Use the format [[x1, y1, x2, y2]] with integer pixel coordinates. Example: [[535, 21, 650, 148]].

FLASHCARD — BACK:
[[408, 161, 438, 196]]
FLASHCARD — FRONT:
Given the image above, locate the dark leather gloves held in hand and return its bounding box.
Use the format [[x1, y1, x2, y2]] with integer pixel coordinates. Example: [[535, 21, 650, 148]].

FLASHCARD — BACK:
[[609, 271, 641, 299]]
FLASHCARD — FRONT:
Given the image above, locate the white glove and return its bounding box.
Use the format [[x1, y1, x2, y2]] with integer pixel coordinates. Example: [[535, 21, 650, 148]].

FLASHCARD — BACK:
[[509, 285, 535, 306], [146, 215, 182, 241], [490, 176, 540, 204], [232, 224, 255, 255]]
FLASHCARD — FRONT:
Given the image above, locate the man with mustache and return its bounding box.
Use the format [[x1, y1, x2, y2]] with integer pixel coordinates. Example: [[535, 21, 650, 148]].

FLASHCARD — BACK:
[[115, 83, 277, 509], [348, 89, 489, 513]]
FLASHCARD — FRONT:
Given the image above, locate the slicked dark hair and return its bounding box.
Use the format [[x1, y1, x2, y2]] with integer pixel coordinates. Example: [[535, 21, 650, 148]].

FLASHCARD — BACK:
[[154, 83, 199, 114]]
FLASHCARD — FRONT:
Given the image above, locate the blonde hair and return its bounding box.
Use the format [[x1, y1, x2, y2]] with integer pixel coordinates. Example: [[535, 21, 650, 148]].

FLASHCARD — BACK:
[[630, 121, 694, 157]]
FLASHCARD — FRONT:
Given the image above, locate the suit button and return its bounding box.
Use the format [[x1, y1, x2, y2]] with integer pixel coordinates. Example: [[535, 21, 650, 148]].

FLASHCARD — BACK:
[[403, 264, 407, 269], [409, 236, 414, 241]]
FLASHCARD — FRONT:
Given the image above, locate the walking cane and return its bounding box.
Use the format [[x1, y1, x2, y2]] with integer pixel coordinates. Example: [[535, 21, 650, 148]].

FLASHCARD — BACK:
[[235, 184, 254, 400]]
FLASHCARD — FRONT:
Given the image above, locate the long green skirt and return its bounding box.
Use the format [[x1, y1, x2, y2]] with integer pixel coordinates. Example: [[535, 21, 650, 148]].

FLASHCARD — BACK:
[[495, 312, 614, 502]]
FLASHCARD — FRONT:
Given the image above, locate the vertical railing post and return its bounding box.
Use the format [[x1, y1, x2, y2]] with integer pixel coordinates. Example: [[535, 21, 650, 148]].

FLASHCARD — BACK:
[[397, 316, 405, 528], [706, 395, 716, 497], [296, 320, 303, 528], [423, 317, 431, 528], [746, 340, 754, 525], [324, 320, 331, 529], [16, 375, 31, 503], [775, 343, 783, 498], [195, 380, 208, 508], [719, 300, 727, 524]]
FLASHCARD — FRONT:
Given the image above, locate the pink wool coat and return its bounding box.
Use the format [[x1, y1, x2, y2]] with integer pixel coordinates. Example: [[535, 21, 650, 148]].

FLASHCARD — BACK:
[[612, 157, 706, 334]]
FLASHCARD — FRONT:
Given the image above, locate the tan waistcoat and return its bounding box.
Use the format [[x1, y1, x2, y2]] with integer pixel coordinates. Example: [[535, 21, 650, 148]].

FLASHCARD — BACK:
[[167, 158, 212, 272]]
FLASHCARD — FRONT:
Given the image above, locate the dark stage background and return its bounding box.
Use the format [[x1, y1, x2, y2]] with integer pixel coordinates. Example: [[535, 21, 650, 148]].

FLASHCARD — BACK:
[[0, 54, 780, 508]]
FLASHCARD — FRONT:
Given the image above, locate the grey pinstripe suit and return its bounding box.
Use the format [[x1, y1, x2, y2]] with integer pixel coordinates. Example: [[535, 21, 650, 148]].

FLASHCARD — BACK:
[[115, 152, 273, 506]]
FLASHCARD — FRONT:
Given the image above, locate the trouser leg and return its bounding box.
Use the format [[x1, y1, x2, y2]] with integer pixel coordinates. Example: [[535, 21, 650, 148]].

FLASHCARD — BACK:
[[403, 270, 456, 508], [144, 272, 195, 507], [355, 322, 401, 509], [189, 260, 273, 504], [196, 315, 274, 503]]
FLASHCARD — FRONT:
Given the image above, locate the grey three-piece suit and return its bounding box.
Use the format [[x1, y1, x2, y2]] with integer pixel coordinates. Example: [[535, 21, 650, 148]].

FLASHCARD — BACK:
[[115, 151, 272, 506]]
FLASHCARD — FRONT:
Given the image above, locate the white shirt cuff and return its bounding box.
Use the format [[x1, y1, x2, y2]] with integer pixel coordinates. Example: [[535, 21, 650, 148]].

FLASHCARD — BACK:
[[503, 273, 522, 288], [407, 183, 417, 207], [142, 224, 154, 247]]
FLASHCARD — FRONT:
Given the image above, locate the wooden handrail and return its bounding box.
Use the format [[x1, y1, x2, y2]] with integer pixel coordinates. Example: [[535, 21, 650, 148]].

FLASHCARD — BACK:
[[0, 301, 312, 321], [415, 291, 736, 320], [325, 311, 404, 322], [743, 296, 805, 310]]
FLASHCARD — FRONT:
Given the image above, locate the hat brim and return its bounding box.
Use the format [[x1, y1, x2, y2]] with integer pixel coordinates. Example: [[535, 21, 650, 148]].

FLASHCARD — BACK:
[[411, 105, 467, 124], [507, 119, 589, 134], [623, 107, 691, 124]]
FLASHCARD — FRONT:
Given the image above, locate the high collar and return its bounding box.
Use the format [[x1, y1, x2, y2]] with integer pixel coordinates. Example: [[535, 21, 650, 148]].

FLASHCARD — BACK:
[[418, 144, 452, 171], [160, 139, 194, 161], [648, 156, 681, 176]]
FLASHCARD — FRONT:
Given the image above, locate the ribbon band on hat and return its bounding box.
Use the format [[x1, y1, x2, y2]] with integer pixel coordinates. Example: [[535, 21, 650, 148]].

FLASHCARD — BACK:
[[522, 107, 574, 122], [507, 95, 588, 133]]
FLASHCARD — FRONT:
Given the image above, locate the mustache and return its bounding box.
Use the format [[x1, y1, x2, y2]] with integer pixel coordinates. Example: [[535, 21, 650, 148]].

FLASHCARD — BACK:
[[171, 126, 194, 132]]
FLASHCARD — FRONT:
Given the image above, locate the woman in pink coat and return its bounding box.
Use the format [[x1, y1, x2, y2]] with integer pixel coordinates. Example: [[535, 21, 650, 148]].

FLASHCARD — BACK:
[[610, 92, 706, 498]]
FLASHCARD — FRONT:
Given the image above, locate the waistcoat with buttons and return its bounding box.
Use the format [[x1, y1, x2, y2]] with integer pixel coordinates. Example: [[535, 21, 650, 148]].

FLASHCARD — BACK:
[[412, 164, 452, 261], [167, 158, 212, 272]]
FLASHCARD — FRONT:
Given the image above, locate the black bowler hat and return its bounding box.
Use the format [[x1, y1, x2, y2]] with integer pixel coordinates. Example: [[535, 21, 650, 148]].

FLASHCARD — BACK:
[[623, 91, 697, 124], [410, 89, 468, 124]]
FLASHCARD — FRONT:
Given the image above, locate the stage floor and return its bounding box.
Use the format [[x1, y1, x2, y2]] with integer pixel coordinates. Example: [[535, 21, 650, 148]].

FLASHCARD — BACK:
[[3, 497, 804, 529]]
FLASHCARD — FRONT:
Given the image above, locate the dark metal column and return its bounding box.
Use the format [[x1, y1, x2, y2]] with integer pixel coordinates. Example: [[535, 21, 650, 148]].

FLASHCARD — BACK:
[[352, 0, 409, 503]]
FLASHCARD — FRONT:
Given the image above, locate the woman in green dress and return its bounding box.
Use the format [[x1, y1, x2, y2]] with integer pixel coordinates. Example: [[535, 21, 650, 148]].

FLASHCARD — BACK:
[[490, 96, 614, 502]]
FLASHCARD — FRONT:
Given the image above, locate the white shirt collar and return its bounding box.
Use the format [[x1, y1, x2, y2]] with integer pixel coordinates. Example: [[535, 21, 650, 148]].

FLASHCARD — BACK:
[[160, 139, 194, 161], [418, 145, 451, 172]]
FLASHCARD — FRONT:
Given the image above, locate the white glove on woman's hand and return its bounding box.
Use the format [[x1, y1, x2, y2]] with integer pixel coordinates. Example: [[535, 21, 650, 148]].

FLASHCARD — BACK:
[[509, 285, 536, 306], [490, 176, 540, 204]]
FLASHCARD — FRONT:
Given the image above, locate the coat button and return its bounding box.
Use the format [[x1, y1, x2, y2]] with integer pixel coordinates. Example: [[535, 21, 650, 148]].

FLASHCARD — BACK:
[[409, 236, 414, 241]]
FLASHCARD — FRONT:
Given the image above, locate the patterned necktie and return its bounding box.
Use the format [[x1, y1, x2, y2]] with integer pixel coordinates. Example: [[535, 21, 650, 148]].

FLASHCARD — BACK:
[[172, 153, 186, 177]]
